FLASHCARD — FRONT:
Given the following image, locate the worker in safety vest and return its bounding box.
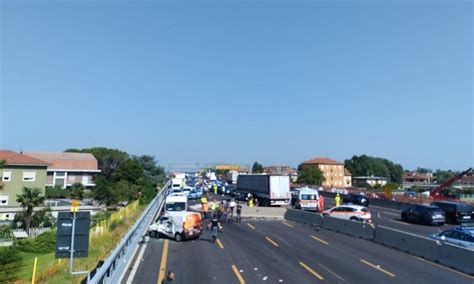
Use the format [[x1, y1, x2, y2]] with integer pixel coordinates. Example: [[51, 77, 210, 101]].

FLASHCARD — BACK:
[[213, 184, 218, 194], [318, 195, 325, 212], [200, 196, 207, 205], [210, 201, 217, 212], [335, 193, 342, 206]]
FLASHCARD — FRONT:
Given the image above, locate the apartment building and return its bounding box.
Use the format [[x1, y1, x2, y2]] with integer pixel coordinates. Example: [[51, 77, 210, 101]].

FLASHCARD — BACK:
[[302, 157, 349, 188]]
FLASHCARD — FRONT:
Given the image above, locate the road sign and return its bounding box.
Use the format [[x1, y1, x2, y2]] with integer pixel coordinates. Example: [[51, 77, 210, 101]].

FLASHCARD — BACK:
[[71, 200, 80, 212], [55, 212, 90, 258]]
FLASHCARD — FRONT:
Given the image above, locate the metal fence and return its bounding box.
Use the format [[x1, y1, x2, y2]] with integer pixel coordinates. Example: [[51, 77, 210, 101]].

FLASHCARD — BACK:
[[88, 180, 169, 284]]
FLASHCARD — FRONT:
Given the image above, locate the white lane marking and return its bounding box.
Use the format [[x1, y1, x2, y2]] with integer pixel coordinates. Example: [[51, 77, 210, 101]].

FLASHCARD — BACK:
[[126, 242, 147, 284], [383, 211, 400, 216]]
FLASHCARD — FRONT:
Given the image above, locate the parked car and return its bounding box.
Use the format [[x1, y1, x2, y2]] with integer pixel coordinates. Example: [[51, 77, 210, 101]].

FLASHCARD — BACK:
[[401, 205, 445, 225], [429, 225, 474, 249], [430, 201, 474, 224], [187, 188, 203, 200], [322, 205, 372, 223], [343, 193, 369, 207]]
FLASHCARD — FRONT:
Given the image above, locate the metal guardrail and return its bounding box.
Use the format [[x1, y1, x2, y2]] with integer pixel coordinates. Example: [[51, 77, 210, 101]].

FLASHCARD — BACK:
[[88, 180, 170, 284]]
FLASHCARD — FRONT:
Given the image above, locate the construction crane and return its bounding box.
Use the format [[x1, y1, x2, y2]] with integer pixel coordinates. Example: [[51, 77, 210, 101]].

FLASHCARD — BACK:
[[430, 167, 472, 201]]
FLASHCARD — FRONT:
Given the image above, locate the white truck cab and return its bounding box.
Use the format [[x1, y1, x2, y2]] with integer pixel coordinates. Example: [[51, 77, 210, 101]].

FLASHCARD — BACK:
[[165, 195, 188, 212], [149, 211, 202, 241]]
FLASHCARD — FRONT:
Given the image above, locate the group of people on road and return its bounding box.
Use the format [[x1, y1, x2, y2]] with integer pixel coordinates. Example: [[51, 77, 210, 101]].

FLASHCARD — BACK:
[[200, 194, 243, 242]]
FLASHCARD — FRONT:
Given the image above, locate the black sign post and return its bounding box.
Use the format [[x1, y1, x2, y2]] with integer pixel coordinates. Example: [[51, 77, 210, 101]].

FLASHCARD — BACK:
[[56, 211, 90, 275]]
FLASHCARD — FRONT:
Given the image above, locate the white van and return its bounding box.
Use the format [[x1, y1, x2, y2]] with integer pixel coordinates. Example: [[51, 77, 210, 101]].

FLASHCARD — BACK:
[[148, 211, 202, 241], [293, 187, 320, 211], [165, 195, 188, 212]]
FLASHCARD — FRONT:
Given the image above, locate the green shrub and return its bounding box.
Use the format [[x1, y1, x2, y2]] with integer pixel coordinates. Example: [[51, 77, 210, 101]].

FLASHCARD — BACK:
[[0, 246, 22, 282], [109, 220, 124, 231], [16, 230, 56, 254]]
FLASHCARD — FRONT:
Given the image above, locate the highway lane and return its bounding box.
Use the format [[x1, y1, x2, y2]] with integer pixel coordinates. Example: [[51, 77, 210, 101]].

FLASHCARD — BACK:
[[323, 197, 457, 237], [130, 217, 473, 284]]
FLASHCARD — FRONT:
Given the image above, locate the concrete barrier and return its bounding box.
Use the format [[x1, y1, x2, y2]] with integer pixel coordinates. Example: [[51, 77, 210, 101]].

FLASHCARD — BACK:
[[374, 226, 440, 262], [438, 243, 474, 275], [322, 216, 375, 240], [284, 209, 323, 226]]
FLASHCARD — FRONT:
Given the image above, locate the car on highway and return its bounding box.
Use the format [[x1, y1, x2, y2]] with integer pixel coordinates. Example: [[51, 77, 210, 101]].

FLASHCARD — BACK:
[[322, 205, 372, 223], [430, 201, 474, 224], [187, 188, 203, 199], [148, 211, 202, 242], [342, 193, 369, 207], [401, 205, 445, 225], [429, 225, 474, 249]]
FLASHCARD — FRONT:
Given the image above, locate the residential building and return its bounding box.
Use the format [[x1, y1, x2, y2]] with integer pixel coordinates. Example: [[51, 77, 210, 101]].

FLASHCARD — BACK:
[[301, 157, 348, 188], [264, 166, 298, 182], [344, 168, 352, 188], [352, 176, 388, 187], [23, 152, 100, 189], [404, 172, 433, 185], [0, 150, 49, 211]]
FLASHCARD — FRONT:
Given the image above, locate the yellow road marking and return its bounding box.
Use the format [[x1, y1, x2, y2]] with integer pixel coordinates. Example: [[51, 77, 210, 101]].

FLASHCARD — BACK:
[[216, 239, 224, 249], [247, 223, 256, 230], [157, 239, 170, 284], [318, 263, 345, 282], [311, 235, 329, 245], [299, 261, 324, 280], [383, 211, 399, 216], [231, 264, 246, 284], [389, 219, 409, 226], [360, 259, 395, 277], [414, 256, 474, 280], [265, 236, 279, 247], [282, 221, 294, 228]]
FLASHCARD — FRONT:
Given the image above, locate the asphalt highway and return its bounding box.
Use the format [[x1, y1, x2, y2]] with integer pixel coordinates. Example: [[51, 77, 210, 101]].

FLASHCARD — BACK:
[[129, 218, 473, 284], [322, 197, 457, 237]]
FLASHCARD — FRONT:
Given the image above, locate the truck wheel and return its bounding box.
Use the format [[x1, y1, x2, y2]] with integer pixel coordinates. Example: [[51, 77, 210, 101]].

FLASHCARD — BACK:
[[149, 231, 157, 238], [175, 233, 183, 242], [349, 217, 358, 222]]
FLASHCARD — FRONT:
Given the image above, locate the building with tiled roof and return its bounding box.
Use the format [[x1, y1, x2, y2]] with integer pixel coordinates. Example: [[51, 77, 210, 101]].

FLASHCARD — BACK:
[[0, 150, 49, 211], [301, 157, 350, 188], [23, 152, 100, 189]]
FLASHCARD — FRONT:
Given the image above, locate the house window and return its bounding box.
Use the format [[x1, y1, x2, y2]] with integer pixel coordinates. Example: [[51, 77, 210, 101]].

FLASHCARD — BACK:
[[22, 171, 36, 182], [0, 195, 8, 206], [2, 171, 12, 182], [54, 172, 66, 188]]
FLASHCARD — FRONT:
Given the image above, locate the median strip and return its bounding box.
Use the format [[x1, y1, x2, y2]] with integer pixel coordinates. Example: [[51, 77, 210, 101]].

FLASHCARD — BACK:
[[231, 264, 246, 284], [157, 239, 170, 284], [247, 223, 256, 230], [299, 261, 324, 280], [360, 259, 395, 277], [265, 236, 279, 247], [311, 235, 329, 245], [216, 239, 224, 249]]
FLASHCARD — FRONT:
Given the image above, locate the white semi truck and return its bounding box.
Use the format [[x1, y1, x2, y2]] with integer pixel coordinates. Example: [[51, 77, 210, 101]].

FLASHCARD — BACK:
[[237, 175, 291, 206]]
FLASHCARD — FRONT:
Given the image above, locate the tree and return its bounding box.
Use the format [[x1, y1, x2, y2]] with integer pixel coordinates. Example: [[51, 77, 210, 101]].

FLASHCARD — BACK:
[[134, 155, 165, 185], [433, 169, 459, 184], [93, 176, 116, 205], [252, 162, 264, 173], [65, 147, 129, 180], [344, 155, 404, 184], [416, 167, 432, 174], [16, 187, 45, 233], [31, 208, 55, 228], [297, 165, 325, 185], [0, 160, 5, 190], [70, 183, 85, 200], [116, 159, 143, 184]]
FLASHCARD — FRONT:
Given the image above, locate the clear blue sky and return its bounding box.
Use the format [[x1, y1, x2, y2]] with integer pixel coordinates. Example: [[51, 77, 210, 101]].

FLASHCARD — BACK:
[[1, 0, 472, 170]]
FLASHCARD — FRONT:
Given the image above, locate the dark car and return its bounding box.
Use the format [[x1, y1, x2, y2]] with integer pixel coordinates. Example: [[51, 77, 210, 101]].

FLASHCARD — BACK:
[[343, 194, 369, 207], [401, 205, 445, 225], [430, 201, 474, 224]]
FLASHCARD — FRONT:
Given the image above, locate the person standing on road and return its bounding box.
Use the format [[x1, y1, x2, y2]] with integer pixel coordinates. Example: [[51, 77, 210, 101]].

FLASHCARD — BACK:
[[229, 199, 236, 217], [213, 184, 218, 194], [318, 195, 325, 212], [236, 203, 242, 223], [210, 214, 219, 242], [335, 193, 341, 206]]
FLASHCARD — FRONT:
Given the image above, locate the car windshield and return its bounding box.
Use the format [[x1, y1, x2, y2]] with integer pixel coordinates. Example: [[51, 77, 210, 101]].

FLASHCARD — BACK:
[[361, 208, 369, 212], [301, 194, 317, 200], [166, 202, 186, 211]]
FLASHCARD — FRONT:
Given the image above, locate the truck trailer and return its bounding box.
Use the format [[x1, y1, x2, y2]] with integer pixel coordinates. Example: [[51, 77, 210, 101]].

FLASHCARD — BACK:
[[237, 175, 291, 206]]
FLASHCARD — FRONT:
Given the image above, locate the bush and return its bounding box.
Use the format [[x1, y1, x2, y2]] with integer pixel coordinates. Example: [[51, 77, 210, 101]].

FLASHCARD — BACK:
[[31, 208, 55, 228], [45, 185, 71, 198], [16, 230, 56, 254], [109, 220, 124, 231], [0, 225, 12, 240], [0, 246, 22, 282]]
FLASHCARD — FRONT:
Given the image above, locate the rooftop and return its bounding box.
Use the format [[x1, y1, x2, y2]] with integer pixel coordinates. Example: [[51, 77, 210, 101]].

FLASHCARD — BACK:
[[23, 151, 99, 171], [303, 157, 343, 165], [0, 150, 50, 167]]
